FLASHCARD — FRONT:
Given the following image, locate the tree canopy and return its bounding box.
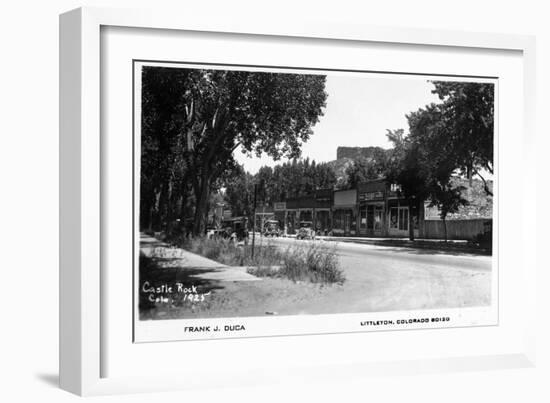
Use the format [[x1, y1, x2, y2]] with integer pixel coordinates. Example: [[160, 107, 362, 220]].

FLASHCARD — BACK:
[[344, 148, 388, 188], [140, 72, 492, 241], [140, 66, 327, 234], [430, 81, 494, 195], [223, 158, 337, 218]]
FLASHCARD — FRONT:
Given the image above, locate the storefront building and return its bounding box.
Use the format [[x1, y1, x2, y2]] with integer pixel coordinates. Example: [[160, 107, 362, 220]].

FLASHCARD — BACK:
[[357, 180, 387, 237], [275, 181, 424, 238], [356, 180, 423, 238], [253, 203, 275, 232], [386, 189, 422, 238], [314, 189, 333, 235], [332, 189, 357, 236], [273, 201, 287, 233], [284, 196, 315, 234], [297, 195, 315, 223], [282, 189, 333, 235], [285, 198, 299, 235]]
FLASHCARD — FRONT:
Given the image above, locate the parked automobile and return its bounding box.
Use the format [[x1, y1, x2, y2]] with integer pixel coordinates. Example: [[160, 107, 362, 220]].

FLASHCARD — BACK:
[[263, 220, 281, 237], [221, 217, 249, 242], [206, 228, 229, 239], [296, 221, 315, 240]]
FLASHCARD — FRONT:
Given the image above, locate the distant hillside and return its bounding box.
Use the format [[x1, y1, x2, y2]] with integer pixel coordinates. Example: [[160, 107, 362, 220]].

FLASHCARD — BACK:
[[325, 157, 354, 187], [328, 146, 389, 187], [425, 177, 493, 220]]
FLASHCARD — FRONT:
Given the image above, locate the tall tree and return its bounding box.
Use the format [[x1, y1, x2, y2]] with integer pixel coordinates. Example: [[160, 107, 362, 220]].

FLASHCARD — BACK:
[[140, 67, 192, 232], [270, 159, 336, 200], [255, 166, 275, 206], [222, 165, 254, 222], [385, 129, 431, 241], [223, 158, 337, 220], [431, 81, 494, 195], [428, 184, 468, 242], [408, 104, 469, 241], [344, 150, 388, 188], [181, 70, 327, 234], [141, 67, 328, 235], [387, 100, 474, 241]]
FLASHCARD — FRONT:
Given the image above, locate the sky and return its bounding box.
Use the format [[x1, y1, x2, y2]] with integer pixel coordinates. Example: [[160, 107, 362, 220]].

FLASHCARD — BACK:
[[234, 74, 442, 174]]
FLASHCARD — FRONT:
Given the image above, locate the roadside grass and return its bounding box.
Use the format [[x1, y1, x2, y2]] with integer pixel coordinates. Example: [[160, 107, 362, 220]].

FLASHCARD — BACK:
[[278, 242, 344, 285], [176, 236, 283, 267], [176, 236, 345, 285]]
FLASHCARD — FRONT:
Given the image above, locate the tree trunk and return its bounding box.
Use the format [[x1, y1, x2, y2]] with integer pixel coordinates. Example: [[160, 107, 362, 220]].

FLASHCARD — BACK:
[[474, 171, 494, 197], [192, 176, 210, 236], [151, 189, 162, 231], [443, 217, 448, 243], [148, 204, 154, 233], [178, 177, 189, 222], [159, 178, 173, 233]]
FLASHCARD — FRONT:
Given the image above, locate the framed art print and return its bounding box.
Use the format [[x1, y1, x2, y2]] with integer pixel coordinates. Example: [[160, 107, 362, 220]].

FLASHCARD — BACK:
[[60, 7, 537, 396], [132, 61, 498, 343]]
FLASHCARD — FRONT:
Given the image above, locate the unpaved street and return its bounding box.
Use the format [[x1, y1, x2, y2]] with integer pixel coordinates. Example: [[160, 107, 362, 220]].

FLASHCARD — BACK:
[[257, 237, 492, 314], [140, 235, 492, 320]]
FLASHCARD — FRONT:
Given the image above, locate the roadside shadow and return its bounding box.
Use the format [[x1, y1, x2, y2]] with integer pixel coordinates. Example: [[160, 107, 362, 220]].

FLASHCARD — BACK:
[[142, 257, 228, 291], [139, 255, 229, 314], [35, 373, 59, 388], [373, 246, 491, 258]]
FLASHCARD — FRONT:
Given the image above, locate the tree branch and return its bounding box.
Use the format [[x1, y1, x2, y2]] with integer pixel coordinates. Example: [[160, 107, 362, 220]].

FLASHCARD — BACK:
[[474, 170, 493, 197]]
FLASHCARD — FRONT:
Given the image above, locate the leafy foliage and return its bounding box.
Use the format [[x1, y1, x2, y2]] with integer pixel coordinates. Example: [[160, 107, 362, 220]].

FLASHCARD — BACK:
[[223, 164, 255, 218], [383, 81, 493, 240], [221, 158, 337, 221], [344, 148, 389, 188], [430, 81, 494, 195], [140, 67, 328, 234]]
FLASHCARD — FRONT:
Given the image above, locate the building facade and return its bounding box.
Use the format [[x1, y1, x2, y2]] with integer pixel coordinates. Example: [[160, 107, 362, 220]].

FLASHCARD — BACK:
[[283, 189, 333, 235], [260, 177, 488, 240], [271, 179, 424, 238], [356, 180, 423, 238], [332, 189, 357, 236]]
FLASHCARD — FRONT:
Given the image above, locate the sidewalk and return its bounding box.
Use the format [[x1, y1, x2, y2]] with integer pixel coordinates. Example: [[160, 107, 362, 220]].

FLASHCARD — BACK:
[[140, 233, 261, 282]]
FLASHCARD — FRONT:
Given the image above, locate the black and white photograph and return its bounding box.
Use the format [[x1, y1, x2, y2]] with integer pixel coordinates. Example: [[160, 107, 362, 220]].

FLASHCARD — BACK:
[[134, 62, 496, 340], [3, 0, 547, 398]]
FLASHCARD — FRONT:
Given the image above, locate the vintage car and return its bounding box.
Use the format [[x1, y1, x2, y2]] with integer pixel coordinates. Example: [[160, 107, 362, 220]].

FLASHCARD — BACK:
[[221, 217, 249, 242], [296, 221, 315, 240], [263, 220, 281, 237], [206, 227, 230, 239]]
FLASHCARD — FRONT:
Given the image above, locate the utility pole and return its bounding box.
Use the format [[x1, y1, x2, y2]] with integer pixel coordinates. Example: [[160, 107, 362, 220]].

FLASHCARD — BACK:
[[260, 204, 265, 239], [252, 183, 257, 260]]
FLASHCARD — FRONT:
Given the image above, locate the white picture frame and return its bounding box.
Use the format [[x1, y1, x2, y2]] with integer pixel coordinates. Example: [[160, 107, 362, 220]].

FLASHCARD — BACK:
[[59, 6, 537, 396]]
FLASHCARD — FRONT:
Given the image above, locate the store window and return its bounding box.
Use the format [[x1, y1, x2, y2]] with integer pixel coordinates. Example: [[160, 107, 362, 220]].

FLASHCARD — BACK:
[[390, 207, 409, 231], [333, 210, 344, 230], [398, 207, 409, 231], [374, 206, 383, 231], [390, 207, 398, 229], [367, 205, 374, 229], [360, 205, 367, 229]]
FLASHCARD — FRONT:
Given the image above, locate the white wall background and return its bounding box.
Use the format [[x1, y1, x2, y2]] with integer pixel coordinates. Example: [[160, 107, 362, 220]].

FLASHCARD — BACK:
[[0, 0, 547, 401]]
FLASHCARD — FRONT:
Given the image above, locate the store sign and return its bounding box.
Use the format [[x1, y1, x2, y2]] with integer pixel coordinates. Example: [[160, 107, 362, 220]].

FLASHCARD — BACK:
[[334, 189, 357, 206], [274, 202, 286, 211], [360, 191, 384, 201]]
